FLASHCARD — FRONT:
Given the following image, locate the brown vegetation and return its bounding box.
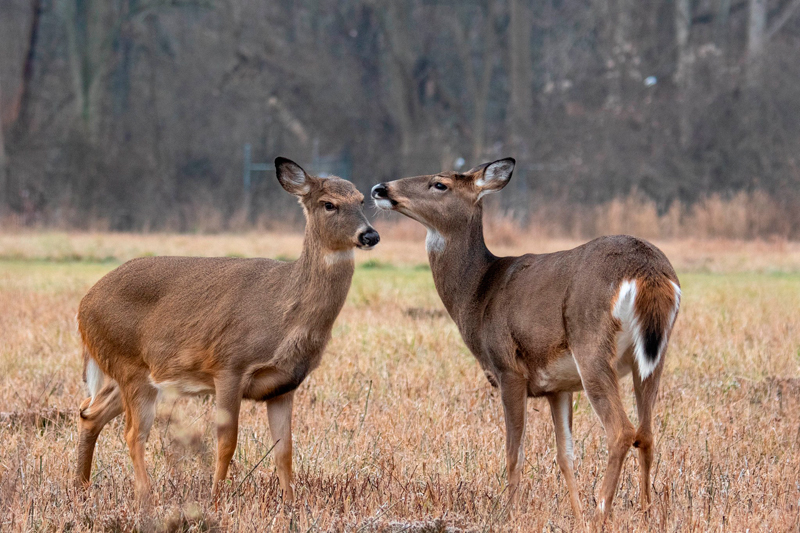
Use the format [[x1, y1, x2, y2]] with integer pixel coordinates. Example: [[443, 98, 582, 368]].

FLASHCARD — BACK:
[[0, 232, 798, 531]]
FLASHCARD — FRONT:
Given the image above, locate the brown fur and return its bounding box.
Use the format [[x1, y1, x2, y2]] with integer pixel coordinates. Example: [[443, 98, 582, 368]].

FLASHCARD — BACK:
[[372, 159, 680, 527], [75, 158, 378, 501]]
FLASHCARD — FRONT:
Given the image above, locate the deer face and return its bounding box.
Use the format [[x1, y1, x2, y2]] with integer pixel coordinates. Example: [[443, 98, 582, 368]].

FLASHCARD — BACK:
[[276, 157, 379, 251], [371, 158, 515, 235]]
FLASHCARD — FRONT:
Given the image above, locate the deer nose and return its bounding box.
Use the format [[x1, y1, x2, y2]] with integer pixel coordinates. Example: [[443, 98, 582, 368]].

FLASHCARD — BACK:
[[358, 228, 380, 248], [371, 183, 388, 199]]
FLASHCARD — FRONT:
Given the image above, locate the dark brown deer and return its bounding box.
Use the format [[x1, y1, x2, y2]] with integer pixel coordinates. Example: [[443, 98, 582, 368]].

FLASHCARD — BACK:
[[76, 157, 379, 500], [371, 159, 679, 526]]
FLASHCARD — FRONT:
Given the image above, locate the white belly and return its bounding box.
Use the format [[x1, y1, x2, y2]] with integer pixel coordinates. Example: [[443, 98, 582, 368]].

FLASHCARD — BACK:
[[534, 339, 635, 394], [535, 351, 583, 392]]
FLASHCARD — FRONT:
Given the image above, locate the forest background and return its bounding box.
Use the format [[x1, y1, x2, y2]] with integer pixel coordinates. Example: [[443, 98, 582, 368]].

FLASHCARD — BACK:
[[1, 0, 800, 238]]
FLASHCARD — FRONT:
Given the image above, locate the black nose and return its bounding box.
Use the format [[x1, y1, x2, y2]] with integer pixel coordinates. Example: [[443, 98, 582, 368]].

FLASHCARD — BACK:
[[358, 228, 380, 247], [371, 183, 388, 199]]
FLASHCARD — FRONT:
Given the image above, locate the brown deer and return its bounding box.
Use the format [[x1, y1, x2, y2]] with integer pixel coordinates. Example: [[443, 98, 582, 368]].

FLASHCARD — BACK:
[[371, 159, 680, 525], [76, 157, 379, 500]]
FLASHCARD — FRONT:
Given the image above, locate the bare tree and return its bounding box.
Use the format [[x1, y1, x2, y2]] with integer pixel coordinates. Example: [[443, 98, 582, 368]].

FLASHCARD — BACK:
[[452, 4, 499, 162], [746, 0, 767, 88], [380, 2, 420, 162], [675, 0, 693, 148], [507, 0, 533, 157], [8, 0, 41, 142], [747, 0, 800, 88], [0, 0, 798, 232], [598, 0, 636, 110], [0, 80, 6, 210]]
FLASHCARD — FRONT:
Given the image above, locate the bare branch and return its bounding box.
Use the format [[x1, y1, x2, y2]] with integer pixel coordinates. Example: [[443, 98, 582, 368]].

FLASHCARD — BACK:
[[766, 0, 800, 41]]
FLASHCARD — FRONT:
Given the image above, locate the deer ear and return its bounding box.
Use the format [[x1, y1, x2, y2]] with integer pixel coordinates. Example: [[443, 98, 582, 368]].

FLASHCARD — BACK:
[[471, 158, 515, 200], [275, 157, 314, 196]]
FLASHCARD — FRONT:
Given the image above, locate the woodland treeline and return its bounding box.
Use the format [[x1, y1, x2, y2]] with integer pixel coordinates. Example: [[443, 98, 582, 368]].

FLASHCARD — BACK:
[[1, 0, 799, 235]]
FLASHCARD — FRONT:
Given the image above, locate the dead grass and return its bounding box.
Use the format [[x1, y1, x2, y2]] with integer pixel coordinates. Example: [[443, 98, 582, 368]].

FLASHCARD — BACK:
[[2, 229, 800, 274], [0, 232, 799, 531]]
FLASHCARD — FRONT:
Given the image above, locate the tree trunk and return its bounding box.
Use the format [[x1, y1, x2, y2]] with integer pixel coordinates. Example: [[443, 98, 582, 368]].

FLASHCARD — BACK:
[[10, 0, 42, 142], [0, 83, 7, 212], [62, 0, 112, 144], [507, 0, 532, 157], [451, 10, 497, 162], [601, 0, 635, 109], [746, 0, 766, 88], [715, 0, 731, 50], [675, 0, 693, 148], [471, 57, 492, 162], [381, 4, 418, 162]]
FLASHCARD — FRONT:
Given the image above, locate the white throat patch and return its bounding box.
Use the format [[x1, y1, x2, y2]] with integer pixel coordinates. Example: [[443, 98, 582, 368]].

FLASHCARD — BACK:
[[324, 249, 355, 266], [426, 229, 446, 254]]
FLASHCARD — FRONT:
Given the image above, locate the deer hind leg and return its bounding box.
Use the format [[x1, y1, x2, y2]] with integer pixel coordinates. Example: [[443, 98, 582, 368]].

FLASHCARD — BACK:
[[76, 382, 123, 487], [499, 372, 528, 505], [632, 359, 664, 510], [267, 390, 295, 502], [572, 342, 636, 521], [212, 377, 242, 494], [121, 378, 158, 499], [547, 391, 585, 528]]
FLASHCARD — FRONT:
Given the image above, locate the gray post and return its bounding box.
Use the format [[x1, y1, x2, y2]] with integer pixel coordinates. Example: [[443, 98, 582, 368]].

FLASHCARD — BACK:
[[243, 143, 252, 220], [243, 143, 252, 193]]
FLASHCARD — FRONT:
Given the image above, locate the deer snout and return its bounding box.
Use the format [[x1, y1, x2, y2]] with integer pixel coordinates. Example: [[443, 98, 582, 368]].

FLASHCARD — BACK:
[[358, 228, 380, 249], [371, 183, 397, 209]]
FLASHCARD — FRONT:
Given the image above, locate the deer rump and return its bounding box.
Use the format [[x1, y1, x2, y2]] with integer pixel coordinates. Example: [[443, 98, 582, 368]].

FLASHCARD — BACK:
[[462, 237, 681, 395]]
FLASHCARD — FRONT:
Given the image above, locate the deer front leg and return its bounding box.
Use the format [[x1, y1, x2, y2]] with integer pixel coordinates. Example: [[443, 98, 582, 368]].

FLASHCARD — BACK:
[[500, 373, 528, 504], [267, 390, 295, 502], [212, 378, 242, 495]]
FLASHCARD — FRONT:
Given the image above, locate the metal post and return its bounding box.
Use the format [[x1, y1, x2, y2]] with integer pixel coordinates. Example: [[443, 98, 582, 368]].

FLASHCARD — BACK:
[[243, 143, 252, 193], [243, 143, 252, 220]]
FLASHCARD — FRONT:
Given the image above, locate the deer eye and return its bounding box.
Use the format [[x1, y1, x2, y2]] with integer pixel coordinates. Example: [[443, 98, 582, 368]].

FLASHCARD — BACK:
[[324, 202, 336, 211], [433, 182, 448, 191]]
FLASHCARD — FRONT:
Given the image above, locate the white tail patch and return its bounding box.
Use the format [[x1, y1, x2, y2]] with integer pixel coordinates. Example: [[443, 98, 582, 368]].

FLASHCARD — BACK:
[[613, 279, 653, 379], [613, 279, 681, 381], [85, 357, 105, 405], [665, 280, 681, 353]]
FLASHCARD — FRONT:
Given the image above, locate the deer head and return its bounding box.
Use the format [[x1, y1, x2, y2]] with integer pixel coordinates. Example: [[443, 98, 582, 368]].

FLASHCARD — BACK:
[[276, 157, 379, 251], [370, 158, 515, 238]]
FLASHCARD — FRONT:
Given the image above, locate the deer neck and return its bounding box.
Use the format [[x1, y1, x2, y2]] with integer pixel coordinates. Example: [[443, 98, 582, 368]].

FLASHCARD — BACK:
[[288, 223, 355, 318], [427, 211, 495, 323]]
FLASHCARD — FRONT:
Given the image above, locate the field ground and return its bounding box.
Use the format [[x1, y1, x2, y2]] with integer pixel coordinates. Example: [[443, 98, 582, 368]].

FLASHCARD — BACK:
[[0, 231, 799, 532]]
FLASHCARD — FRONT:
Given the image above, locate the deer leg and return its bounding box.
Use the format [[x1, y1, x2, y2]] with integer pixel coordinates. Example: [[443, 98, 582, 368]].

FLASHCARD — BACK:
[[76, 382, 123, 487], [632, 359, 664, 510], [547, 391, 585, 528], [267, 390, 295, 502], [212, 378, 242, 494], [499, 373, 528, 505], [122, 381, 158, 499], [573, 346, 635, 522]]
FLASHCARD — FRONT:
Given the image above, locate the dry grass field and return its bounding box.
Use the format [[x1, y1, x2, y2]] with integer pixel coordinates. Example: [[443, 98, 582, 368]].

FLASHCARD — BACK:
[[1, 230, 799, 532]]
